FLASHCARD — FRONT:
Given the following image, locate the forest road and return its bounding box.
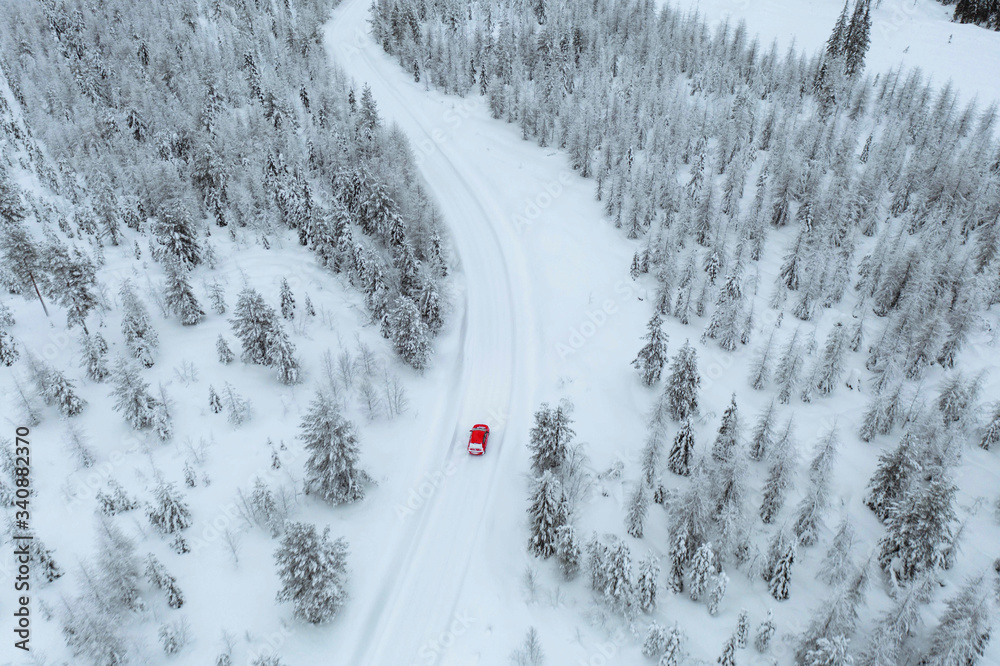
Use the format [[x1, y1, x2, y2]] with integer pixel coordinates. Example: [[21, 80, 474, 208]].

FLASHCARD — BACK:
[[326, 0, 539, 663]]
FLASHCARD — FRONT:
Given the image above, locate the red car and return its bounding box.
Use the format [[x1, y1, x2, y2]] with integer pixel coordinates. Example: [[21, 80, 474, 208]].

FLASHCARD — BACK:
[[468, 424, 490, 455]]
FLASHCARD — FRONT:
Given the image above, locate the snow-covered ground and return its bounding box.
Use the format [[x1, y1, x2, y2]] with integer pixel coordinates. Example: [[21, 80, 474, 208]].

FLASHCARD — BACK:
[[670, 0, 1000, 108]]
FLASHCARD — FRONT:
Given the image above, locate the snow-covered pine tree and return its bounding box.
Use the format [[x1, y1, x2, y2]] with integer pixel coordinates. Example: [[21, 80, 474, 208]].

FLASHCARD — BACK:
[[858, 382, 903, 442], [120, 280, 159, 367], [153, 197, 201, 269], [145, 555, 184, 608], [207, 281, 226, 314], [760, 420, 796, 524], [667, 418, 696, 477], [304, 294, 316, 317], [46, 242, 98, 332], [864, 429, 922, 521], [658, 624, 683, 666], [820, 517, 856, 586], [937, 371, 982, 429], [774, 328, 804, 404], [230, 287, 278, 365], [856, 575, 933, 666], [736, 609, 749, 648], [527, 471, 568, 559], [749, 401, 776, 461], [81, 332, 110, 381], [0, 302, 18, 366], [814, 322, 848, 396], [528, 400, 575, 477], [147, 482, 192, 535], [280, 278, 295, 319], [708, 571, 729, 616], [640, 424, 666, 487], [980, 402, 1000, 450], [792, 429, 839, 546], [661, 341, 701, 421], [274, 522, 349, 624], [718, 632, 737, 666], [919, 575, 993, 665], [387, 295, 431, 370], [626, 482, 649, 539], [216, 335, 234, 364], [797, 562, 870, 663], [878, 474, 956, 582], [712, 394, 741, 462], [109, 357, 158, 430], [704, 261, 746, 352], [301, 391, 372, 505], [803, 635, 854, 666], [768, 537, 796, 601], [555, 524, 582, 579], [266, 324, 300, 385], [826, 0, 850, 58], [35, 363, 86, 417], [748, 319, 780, 390], [222, 382, 251, 426], [632, 311, 668, 386], [604, 538, 635, 616], [755, 610, 776, 652], [689, 541, 717, 602], [636, 551, 660, 612], [164, 263, 204, 325], [843, 0, 871, 78], [642, 622, 668, 658]]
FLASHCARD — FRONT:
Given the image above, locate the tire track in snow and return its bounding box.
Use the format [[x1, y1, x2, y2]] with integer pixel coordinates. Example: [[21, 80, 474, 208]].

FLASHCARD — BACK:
[[325, 0, 538, 663]]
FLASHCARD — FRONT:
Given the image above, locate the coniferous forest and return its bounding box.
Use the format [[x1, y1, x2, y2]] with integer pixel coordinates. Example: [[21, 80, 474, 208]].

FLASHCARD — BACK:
[[1, 0, 999, 663]]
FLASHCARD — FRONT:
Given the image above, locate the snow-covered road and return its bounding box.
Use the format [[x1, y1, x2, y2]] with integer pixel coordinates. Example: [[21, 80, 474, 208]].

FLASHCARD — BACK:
[[326, 0, 540, 661]]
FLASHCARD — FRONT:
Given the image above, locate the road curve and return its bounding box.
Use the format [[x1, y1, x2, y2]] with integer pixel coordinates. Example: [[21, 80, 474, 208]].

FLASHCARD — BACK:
[[325, 1, 539, 663]]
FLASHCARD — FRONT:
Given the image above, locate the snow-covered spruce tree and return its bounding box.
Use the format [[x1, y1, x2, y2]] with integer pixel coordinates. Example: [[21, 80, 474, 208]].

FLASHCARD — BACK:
[[667, 418, 695, 477], [34, 363, 86, 417], [301, 391, 372, 505], [96, 479, 139, 516], [93, 515, 145, 613], [222, 382, 252, 426], [632, 311, 668, 386], [660, 341, 701, 422], [145, 555, 184, 608], [147, 482, 192, 535], [642, 622, 667, 658], [814, 322, 848, 396], [864, 429, 922, 521], [689, 541, 717, 602], [796, 562, 870, 663], [30, 536, 64, 583], [230, 287, 279, 365], [0, 302, 18, 367], [856, 575, 933, 666], [528, 400, 575, 477], [760, 420, 796, 524], [603, 538, 635, 616], [667, 464, 711, 593], [164, 263, 204, 325], [109, 356, 159, 430], [803, 635, 854, 666], [718, 632, 737, 666], [711, 394, 741, 462], [555, 524, 582, 579], [46, 242, 99, 332], [267, 325, 300, 385], [980, 402, 1000, 450], [768, 537, 796, 601], [387, 295, 431, 370], [152, 196, 201, 269], [207, 281, 226, 314], [792, 429, 839, 546], [749, 401, 776, 462], [919, 575, 993, 666], [81, 332, 109, 381], [636, 552, 660, 613], [858, 382, 903, 442], [216, 335, 234, 364], [274, 522, 349, 624], [735, 609, 749, 648], [755, 610, 776, 652], [280, 278, 295, 319], [527, 471, 568, 559], [120, 280, 158, 367], [843, 0, 872, 78], [640, 424, 666, 487], [820, 517, 857, 586], [626, 482, 649, 539], [712, 449, 751, 562], [878, 474, 957, 583], [708, 571, 729, 616], [937, 371, 982, 429], [209, 385, 222, 414], [704, 260, 747, 352], [774, 328, 804, 404], [658, 624, 683, 666]]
